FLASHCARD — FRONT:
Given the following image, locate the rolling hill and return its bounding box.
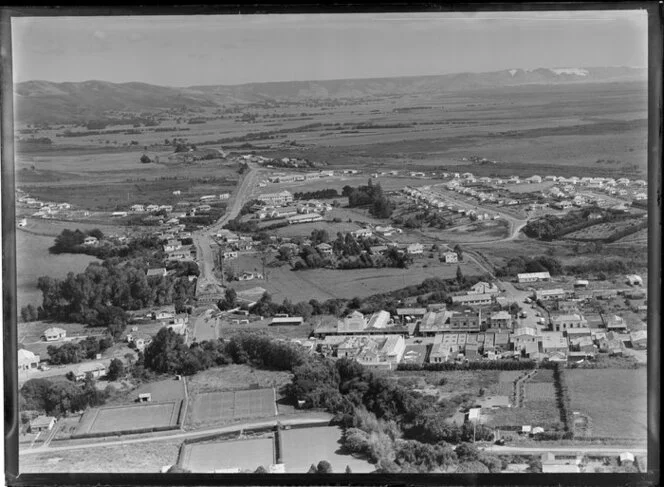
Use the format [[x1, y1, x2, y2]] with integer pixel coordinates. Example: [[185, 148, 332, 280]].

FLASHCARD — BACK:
[[14, 66, 646, 124]]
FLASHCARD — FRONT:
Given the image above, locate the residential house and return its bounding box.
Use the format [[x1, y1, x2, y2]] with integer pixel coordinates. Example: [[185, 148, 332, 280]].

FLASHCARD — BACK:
[[18, 349, 40, 372], [469, 281, 499, 294], [570, 335, 595, 354], [222, 251, 238, 260], [130, 204, 145, 213], [517, 272, 551, 283], [83, 236, 98, 246], [525, 175, 542, 184], [442, 251, 458, 263], [163, 239, 182, 252], [604, 314, 628, 332], [146, 268, 168, 278], [316, 243, 333, 255], [153, 308, 175, 320], [352, 228, 373, 238], [550, 313, 588, 332], [29, 416, 56, 433], [406, 243, 424, 255], [43, 327, 66, 341], [74, 362, 107, 381]]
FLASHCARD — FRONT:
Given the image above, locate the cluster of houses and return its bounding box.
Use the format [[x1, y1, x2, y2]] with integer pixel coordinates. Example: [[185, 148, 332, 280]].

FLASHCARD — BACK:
[[16, 192, 89, 221], [400, 169, 647, 218], [247, 192, 333, 225], [126, 307, 190, 351]]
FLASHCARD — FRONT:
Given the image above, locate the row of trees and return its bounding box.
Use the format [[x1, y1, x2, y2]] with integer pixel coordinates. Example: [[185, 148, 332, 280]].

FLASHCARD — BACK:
[[49, 229, 163, 260], [397, 360, 538, 372]]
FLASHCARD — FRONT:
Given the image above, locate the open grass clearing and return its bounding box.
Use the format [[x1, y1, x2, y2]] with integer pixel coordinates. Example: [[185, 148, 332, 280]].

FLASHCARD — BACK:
[[185, 364, 293, 396], [566, 368, 647, 439], [181, 436, 275, 473], [231, 258, 482, 304], [280, 426, 375, 473], [19, 438, 182, 473]]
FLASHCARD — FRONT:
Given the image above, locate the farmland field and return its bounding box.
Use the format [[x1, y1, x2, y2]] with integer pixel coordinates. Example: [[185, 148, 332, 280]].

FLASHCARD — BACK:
[[180, 437, 275, 473], [187, 388, 276, 428], [566, 368, 647, 440], [280, 426, 375, 473], [74, 401, 182, 436], [231, 256, 482, 303]]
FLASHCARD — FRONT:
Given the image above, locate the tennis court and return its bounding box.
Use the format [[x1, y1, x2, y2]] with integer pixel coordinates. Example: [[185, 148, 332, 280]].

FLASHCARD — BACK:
[[189, 388, 276, 424], [75, 401, 182, 436]]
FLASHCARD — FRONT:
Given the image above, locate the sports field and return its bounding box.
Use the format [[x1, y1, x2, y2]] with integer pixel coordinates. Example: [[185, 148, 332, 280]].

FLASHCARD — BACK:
[[74, 401, 181, 436], [189, 388, 276, 425], [280, 426, 375, 473], [180, 437, 275, 472]]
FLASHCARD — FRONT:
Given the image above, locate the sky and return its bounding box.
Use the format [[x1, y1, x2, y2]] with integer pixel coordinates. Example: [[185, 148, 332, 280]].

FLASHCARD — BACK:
[[12, 10, 648, 87]]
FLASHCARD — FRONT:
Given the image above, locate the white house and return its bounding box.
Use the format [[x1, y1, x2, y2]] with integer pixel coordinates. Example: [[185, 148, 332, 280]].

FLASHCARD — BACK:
[[83, 236, 98, 246], [443, 251, 458, 263], [130, 204, 145, 213], [406, 243, 424, 255], [43, 327, 66, 341], [18, 349, 40, 371], [517, 272, 551, 283]]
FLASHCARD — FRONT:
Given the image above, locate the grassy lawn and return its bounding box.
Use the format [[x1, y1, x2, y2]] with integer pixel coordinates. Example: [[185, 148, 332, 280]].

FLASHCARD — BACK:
[[181, 437, 275, 473], [566, 368, 647, 439]]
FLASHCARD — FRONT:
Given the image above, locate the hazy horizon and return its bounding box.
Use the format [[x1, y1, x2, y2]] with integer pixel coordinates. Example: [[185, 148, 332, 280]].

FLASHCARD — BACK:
[[12, 11, 648, 87]]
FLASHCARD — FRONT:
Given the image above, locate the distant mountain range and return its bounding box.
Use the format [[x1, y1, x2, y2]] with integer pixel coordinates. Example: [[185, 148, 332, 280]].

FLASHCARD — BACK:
[[14, 66, 646, 124]]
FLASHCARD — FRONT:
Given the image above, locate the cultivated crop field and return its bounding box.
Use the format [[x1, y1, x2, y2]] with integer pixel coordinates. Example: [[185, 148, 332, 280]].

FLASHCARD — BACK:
[[74, 401, 182, 436], [180, 437, 275, 473], [188, 388, 276, 427], [566, 368, 647, 439]]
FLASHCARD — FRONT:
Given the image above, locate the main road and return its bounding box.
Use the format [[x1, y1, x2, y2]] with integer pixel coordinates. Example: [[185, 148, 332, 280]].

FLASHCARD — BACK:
[[192, 163, 264, 288]]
